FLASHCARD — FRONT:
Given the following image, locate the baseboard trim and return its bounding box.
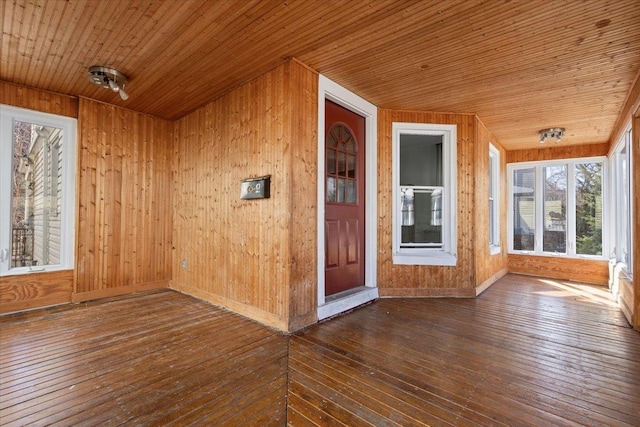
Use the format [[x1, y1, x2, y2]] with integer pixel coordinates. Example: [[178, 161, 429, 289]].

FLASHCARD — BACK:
[[72, 280, 169, 303], [476, 268, 508, 296]]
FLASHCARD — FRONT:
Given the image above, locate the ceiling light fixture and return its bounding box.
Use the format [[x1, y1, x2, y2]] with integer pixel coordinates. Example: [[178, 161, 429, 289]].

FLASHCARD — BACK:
[[538, 127, 565, 144], [88, 66, 129, 100]]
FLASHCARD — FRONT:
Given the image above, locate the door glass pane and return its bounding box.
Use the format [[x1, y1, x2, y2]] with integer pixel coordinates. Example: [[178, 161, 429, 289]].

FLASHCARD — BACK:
[[337, 178, 345, 203], [347, 180, 356, 204], [326, 148, 336, 174], [345, 135, 356, 153], [327, 177, 336, 202], [543, 165, 567, 253], [11, 121, 63, 268], [327, 130, 337, 148], [512, 168, 535, 251], [347, 154, 356, 178], [575, 163, 602, 256], [337, 152, 346, 177]]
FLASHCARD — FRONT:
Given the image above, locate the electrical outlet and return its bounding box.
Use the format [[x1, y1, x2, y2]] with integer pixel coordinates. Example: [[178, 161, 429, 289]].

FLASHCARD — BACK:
[[181, 259, 187, 270]]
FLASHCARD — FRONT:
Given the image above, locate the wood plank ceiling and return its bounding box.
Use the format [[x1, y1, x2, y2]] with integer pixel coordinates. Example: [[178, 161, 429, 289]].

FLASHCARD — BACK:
[[2, 0, 639, 150]]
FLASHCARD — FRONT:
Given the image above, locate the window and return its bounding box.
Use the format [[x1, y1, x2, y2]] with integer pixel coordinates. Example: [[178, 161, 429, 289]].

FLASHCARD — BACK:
[[489, 143, 500, 254], [392, 123, 457, 266], [612, 127, 633, 275], [508, 157, 605, 259], [0, 105, 77, 275]]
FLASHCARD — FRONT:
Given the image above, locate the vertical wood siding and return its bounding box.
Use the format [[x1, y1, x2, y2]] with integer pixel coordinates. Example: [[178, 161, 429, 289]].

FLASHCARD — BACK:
[[508, 255, 609, 285], [475, 119, 509, 288], [286, 60, 319, 330], [171, 61, 318, 331], [75, 98, 173, 296], [0, 81, 78, 118], [377, 110, 477, 295], [506, 143, 609, 163]]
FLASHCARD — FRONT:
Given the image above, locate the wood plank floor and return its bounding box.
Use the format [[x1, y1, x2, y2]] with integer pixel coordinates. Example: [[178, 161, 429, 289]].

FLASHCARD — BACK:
[[288, 274, 640, 426], [1, 274, 639, 426], [0, 289, 288, 426]]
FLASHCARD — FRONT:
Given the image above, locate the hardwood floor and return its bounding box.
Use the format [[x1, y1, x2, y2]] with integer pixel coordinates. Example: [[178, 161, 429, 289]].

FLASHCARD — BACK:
[[1, 274, 639, 426], [288, 274, 640, 426], [0, 289, 288, 426]]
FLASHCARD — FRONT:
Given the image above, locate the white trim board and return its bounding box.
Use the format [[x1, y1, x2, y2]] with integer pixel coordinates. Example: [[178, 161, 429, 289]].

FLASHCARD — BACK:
[[317, 74, 378, 320]]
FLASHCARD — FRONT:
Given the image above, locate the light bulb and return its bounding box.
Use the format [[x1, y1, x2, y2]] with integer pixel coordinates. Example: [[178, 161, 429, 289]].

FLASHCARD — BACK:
[[108, 79, 119, 92], [119, 87, 129, 101]]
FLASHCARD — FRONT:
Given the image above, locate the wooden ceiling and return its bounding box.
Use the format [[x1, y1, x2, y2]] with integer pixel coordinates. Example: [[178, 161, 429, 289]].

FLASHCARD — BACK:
[[2, 0, 639, 150]]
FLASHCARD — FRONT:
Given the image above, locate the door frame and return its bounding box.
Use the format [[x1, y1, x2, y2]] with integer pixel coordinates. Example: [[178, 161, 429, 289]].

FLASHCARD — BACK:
[[317, 75, 378, 320]]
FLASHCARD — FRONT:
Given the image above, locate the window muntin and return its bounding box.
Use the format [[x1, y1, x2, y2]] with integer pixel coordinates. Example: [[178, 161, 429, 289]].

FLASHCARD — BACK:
[[508, 157, 606, 259], [392, 122, 457, 266], [0, 105, 76, 275]]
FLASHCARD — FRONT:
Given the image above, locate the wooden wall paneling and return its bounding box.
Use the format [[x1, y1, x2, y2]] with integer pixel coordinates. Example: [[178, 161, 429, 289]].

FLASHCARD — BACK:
[[506, 143, 609, 164], [474, 117, 508, 291], [171, 62, 317, 331], [75, 98, 172, 299], [0, 270, 73, 313], [0, 81, 78, 117], [377, 109, 477, 296], [286, 60, 318, 331], [508, 254, 609, 285]]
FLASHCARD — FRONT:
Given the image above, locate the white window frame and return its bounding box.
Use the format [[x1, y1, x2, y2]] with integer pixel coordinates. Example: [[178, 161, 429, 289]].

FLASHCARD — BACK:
[[507, 156, 607, 260], [0, 104, 77, 276], [610, 126, 633, 276], [392, 122, 457, 266], [489, 143, 501, 255]]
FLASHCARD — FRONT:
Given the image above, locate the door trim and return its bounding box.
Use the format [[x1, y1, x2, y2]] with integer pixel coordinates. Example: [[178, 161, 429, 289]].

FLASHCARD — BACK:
[[317, 75, 378, 319]]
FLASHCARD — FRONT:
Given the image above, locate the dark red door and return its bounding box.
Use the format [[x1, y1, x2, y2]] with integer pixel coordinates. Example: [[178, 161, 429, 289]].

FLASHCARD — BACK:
[[325, 100, 365, 295]]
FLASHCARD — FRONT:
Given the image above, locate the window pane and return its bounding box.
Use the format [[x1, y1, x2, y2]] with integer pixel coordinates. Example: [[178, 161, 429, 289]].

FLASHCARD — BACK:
[[399, 134, 443, 186], [326, 177, 336, 202], [543, 165, 567, 253], [575, 163, 602, 256], [347, 180, 356, 204], [326, 148, 336, 174], [618, 145, 629, 264], [337, 151, 345, 177], [489, 199, 495, 245], [337, 178, 345, 203], [347, 154, 356, 178], [400, 188, 443, 248], [345, 135, 356, 153], [11, 121, 63, 268], [512, 168, 535, 251]]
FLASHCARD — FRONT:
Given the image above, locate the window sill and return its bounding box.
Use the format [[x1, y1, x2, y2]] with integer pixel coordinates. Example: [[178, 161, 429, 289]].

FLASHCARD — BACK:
[[508, 251, 608, 261], [0, 265, 72, 277], [490, 245, 501, 256], [393, 251, 457, 266]]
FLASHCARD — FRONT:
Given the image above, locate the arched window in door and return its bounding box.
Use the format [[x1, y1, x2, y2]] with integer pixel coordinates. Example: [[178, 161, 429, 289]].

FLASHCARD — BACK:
[[326, 124, 357, 204]]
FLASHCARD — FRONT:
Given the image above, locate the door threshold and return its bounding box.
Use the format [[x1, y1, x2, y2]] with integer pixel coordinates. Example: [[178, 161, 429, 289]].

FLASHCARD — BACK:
[[318, 286, 378, 321]]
